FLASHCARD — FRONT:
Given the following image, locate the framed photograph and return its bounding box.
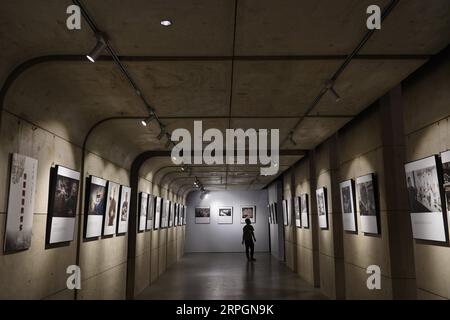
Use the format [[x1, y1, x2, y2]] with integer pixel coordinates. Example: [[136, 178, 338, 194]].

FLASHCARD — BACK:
[[174, 203, 178, 226], [340, 179, 357, 232], [117, 185, 131, 234], [405, 155, 446, 242], [161, 199, 170, 228], [218, 206, 233, 224], [195, 207, 210, 224], [300, 194, 309, 228], [4, 153, 38, 253], [442, 150, 450, 186], [146, 194, 154, 231], [47, 165, 80, 244], [103, 181, 119, 236], [168, 201, 174, 228], [138, 192, 148, 232], [282, 199, 289, 226], [154, 196, 162, 230], [294, 196, 301, 228], [241, 205, 256, 224], [272, 203, 278, 224], [316, 187, 328, 229], [356, 173, 379, 234], [84, 176, 106, 239]]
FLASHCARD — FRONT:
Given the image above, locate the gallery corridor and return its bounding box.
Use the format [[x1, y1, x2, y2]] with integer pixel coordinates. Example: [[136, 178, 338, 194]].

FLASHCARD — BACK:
[[137, 253, 326, 300]]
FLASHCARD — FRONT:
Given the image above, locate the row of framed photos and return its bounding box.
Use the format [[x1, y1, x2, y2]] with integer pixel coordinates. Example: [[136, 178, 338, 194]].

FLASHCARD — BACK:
[[137, 193, 187, 233], [3, 156, 187, 253], [316, 173, 380, 234], [194, 206, 256, 224]]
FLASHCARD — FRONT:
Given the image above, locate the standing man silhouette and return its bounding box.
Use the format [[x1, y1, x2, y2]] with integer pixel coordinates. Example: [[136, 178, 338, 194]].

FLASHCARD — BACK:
[[242, 218, 256, 261]]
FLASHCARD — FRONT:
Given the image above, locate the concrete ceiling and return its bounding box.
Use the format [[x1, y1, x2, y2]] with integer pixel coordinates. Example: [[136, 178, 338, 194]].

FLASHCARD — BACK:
[[1, 0, 449, 194]]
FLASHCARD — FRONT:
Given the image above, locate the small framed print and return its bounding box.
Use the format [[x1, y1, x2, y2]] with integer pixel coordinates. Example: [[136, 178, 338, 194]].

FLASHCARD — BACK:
[[138, 192, 148, 233], [356, 173, 379, 234], [103, 181, 120, 236], [294, 196, 301, 228], [282, 199, 289, 226], [218, 207, 233, 224], [316, 187, 328, 229], [84, 175, 106, 239], [117, 185, 131, 235], [405, 155, 446, 242], [4, 154, 38, 253], [146, 195, 155, 231], [340, 179, 357, 232], [300, 194, 309, 228], [272, 203, 278, 224], [154, 196, 162, 230], [195, 207, 210, 224], [47, 165, 80, 245], [241, 205, 256, 224]]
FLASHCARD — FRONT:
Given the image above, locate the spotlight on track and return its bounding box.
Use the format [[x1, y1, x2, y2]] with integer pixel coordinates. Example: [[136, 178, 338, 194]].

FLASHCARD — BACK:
[[157, 126, 166, 140], [288, 132, 297, 145], [325, 79, 341, 102], [141, 115, 155, 127], [86, 34, 107, 63]]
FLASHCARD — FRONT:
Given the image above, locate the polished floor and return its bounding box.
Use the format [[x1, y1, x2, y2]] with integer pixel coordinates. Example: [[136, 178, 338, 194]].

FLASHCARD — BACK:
[[137, 253, 326, 300]]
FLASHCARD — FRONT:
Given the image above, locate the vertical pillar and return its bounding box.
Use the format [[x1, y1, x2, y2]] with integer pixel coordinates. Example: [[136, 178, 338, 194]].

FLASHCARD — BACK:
[[290, 168, 298, 272], [328, 133, 346, 299], [379, 85, 417, 299], [309, 150, 321, 287]]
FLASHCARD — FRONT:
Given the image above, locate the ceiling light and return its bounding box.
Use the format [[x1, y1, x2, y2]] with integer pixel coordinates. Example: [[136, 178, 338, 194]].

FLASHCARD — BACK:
[[325, 79, 341, 102], [288, 132, 297, 145], [329, 87, 341, 102], [157, 126, 166, 140], [141, 115, 154, 127], [172, 156, 177, 161], [160, 20, 172, 27], [86, 35, 107, 63]]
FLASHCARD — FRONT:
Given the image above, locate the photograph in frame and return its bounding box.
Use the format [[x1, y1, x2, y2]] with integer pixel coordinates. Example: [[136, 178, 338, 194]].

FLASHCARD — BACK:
[[294, 196, 301, 228], [138, 192, 148, 232], [168, 201, 174, 228], [154, 196, 162, 230], [4, 153, 38, 253], [103, 181, 120, 236], [316, 187, 328, 229], [218, 206, 233, 224], [405, 155, 446, 242], [84, 176, 106, 239], [195, 207, 210, 224], [146, 194, 154, 231], [47, 165, 80, 244], [240, 205, 256, 224], [340, 179, 357, 232], [282, 199, 289, 226], [300, 194, 309, 228], [117, 185, 131, 234], [356, 173, 379, 234]]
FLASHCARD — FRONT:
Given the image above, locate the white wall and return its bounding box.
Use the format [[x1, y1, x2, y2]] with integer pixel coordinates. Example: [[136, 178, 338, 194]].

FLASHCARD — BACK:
[[185, 190, 270, 253]]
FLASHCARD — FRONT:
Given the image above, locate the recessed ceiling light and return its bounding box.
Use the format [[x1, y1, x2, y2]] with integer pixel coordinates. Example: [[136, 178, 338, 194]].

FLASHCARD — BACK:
[[160, 20, 172, 27]]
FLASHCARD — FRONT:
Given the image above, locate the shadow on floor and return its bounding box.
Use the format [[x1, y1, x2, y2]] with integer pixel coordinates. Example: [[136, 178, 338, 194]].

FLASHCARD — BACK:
[[136, 252, 327, 300]]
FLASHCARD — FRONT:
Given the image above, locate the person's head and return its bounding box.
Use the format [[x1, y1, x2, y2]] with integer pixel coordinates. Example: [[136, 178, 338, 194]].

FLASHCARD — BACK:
[[245, 218, 251, 225]]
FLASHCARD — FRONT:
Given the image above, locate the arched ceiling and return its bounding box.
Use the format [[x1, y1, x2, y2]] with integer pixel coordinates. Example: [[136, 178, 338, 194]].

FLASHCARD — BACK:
[[1, 0, 449, 196]]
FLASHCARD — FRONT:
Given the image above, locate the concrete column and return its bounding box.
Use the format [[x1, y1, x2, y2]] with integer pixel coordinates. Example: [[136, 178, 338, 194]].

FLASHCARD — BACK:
[[289, 168, 298, 272], [379, 85, 417, 299], [309, 150, 321, 287], [328, 133, 346, 299]]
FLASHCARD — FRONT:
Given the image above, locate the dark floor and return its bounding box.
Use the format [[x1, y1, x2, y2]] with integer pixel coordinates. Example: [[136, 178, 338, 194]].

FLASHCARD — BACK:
[[136, 253, 326, 300]]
